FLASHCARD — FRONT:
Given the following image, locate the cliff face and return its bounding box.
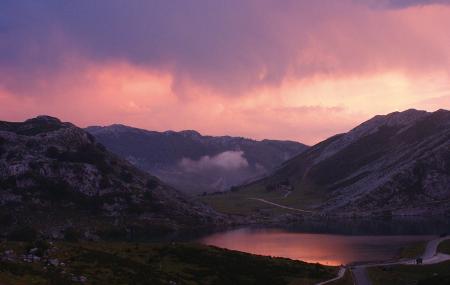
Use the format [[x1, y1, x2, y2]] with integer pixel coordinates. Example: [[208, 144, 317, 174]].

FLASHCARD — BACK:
[[0, 116, 221, 239]]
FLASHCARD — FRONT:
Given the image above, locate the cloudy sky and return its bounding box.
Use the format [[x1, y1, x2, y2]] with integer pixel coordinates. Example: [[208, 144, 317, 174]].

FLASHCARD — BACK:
[[1, 0, 449, 144]]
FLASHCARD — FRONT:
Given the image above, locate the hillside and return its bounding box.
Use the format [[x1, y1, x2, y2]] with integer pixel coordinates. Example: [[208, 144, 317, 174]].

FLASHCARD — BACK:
[[204, 109, 450, 217], [86, 125, 307, 194], [0, 116, 222, 240]]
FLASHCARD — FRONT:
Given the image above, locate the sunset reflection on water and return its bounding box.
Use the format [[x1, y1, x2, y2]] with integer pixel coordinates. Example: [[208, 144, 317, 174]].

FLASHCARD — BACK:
[[199, 228, 432, 265]]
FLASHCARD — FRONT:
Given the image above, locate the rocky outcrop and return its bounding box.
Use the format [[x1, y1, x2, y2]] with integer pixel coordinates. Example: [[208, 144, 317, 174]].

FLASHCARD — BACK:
[[0, 116, 223, 239]]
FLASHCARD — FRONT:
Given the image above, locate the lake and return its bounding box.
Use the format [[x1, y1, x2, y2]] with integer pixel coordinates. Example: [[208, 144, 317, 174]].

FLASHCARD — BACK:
[[197, 218, 450, 265]]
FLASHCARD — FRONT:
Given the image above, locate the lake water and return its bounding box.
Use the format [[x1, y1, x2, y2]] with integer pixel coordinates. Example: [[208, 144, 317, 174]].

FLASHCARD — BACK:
[[196, 218, 450, 265], [198, 227, 435, 265]]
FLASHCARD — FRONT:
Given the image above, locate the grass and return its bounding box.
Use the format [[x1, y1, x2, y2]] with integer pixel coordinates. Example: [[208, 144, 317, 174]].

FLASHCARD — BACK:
[[438, 239, 450, 254], [367, 261, 450, 285], [398, 241, 426, 259], [200, 181, 326, 216], [0, 241, 337, 285]]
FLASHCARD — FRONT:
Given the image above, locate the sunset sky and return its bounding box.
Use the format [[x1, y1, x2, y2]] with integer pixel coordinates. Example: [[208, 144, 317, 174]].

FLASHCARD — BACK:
[[1, 0, 449, 144]]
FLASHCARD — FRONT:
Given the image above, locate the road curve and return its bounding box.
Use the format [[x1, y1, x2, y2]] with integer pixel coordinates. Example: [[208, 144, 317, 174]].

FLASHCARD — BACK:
[[351, 236, 450, 285], [248, 198, 314, 213], [316, 235, 450, 285]]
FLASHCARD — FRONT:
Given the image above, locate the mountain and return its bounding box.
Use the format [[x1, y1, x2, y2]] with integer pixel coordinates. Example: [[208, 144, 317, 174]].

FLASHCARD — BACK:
[[0, 116, 222, 240], [205, 109, 450, 217], [85, 125, 308, 194]]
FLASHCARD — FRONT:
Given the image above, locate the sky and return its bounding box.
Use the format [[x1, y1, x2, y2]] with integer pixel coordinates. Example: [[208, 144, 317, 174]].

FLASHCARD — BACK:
[[1, 0, 449, 144]]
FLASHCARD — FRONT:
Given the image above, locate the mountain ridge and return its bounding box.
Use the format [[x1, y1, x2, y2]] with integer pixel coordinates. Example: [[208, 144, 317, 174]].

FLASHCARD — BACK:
[[205, 109, 450, 217], [86, 124, 308, 194]]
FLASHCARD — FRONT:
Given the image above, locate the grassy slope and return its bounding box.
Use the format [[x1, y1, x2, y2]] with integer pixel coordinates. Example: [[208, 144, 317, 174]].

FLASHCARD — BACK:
[[437, 239, 450, 254], [0, 241, 337, 285], [366, 239, 450, 285], [200, 181, 326, 215], [398, 241, 426, 259], [367, 261, 450, 285]]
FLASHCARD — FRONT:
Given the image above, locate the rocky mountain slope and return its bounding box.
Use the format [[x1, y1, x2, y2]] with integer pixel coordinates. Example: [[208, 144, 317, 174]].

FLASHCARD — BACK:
[[0, 116, 222, 240], [86, 125, 307, 194], [209, 109, 450, 217]]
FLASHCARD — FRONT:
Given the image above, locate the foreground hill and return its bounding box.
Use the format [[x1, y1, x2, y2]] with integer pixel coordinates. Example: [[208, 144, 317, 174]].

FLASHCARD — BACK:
[[0, 241, 336, 285], [86, 125, 307, 194], [205, 109, 450, 217], [0, 116, 221, 239]]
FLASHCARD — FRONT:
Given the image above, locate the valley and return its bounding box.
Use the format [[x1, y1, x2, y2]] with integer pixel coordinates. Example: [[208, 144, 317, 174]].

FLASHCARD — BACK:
[[1, 110, 450, 285]]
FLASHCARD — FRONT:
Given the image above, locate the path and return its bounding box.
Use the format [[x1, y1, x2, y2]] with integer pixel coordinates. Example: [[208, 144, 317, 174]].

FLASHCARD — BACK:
[[351, 267, 370, 285], [316, 267, 346, 285], [248, 198, 314, 213]]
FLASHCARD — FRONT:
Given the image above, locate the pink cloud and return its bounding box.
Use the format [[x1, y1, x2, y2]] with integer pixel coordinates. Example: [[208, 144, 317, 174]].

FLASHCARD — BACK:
[[1, 3, 450, 145]]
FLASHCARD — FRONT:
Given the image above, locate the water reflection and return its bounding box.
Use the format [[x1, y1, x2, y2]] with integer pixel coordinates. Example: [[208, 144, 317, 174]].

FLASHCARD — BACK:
[[199, 228, 434, 265]]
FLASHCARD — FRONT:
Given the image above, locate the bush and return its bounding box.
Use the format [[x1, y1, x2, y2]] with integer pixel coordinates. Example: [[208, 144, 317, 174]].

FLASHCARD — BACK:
[[96, 143, 107, 152], [8, 226, 38, 242], [0, 212, 13, 227], [57, 144, 113, 174], [46, 146, 60, 158], [1, 176, 17, 188], [34, 176, 73, 202], [146, 178, 159, 190], [26, 240, 50, 257], [64, 227, 80, 242], [6, 150, 17, 160], [25, 139, 38, 148], [120, 170, 133, 183]]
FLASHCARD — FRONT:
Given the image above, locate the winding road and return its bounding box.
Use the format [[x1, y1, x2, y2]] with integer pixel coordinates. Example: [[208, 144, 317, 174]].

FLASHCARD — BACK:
[[316, 235, 450, 285], [248, 198, 314, 213], [249, 197, 450, 285]]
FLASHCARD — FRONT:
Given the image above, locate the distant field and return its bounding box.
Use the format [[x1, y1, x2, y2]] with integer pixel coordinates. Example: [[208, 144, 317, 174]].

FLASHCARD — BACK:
[[0, 241, 337, 285], [200, 181, 326, 215]]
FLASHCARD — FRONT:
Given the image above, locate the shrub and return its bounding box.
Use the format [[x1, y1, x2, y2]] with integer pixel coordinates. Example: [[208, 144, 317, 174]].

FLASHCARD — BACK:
[[34, 176, 73, 202], [1, 176, 17, 188], [0, 212, 13, 227], [6, 150, 17, 160], [26, 240, 50, 257], [46, 146, 60, 158], [8, 226, 38, 242], [146, 178, 159, 190], [96, 143, 107, 152], [120, 170, 133, 183], [64, 227, 80, 242], [25, 139, 38, 148]]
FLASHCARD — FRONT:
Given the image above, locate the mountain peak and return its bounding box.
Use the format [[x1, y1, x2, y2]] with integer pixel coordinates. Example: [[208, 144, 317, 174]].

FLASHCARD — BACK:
[[179, 130, 202, 137], [25, 115, 63, 124], [0, 115, 73, 136]]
